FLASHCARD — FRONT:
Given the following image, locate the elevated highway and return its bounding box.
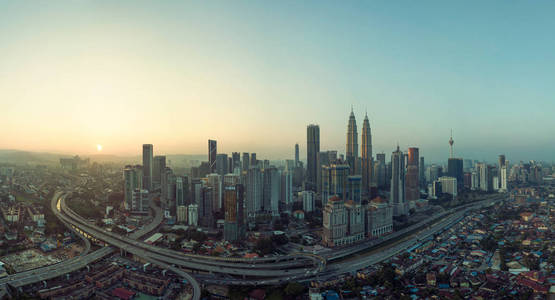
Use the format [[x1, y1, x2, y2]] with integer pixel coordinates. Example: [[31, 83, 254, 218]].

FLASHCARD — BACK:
[[59, 194, 322, 273]]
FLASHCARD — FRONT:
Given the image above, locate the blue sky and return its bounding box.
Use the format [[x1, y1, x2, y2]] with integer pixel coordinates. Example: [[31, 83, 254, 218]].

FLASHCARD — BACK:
[[1, 1, 554, 162]]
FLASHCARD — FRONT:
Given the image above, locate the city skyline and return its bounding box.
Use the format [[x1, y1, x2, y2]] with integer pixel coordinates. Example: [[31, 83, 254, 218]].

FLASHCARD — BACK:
[[2, 1, 555, 162]]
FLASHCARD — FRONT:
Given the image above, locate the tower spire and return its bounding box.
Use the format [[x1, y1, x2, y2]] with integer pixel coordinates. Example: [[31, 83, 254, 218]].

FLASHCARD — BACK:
[[449, 129, 454, 158]]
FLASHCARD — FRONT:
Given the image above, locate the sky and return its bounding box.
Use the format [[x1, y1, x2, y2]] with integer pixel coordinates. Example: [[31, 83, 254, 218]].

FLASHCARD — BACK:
[[1, 1, 554, 163]]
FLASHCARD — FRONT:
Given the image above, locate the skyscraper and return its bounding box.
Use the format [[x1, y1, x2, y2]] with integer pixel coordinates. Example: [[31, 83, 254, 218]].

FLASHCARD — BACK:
[[295, 143, 300, 167], [250, 153, 257, 168], [199, 186, 214, 228], [280, 171, 292, 208], [224, 186, 239, 241], [232, 152, 241, 173], [175, 176, 185, 207], [208, 139, 217, 173], [376, 153, 386, 188], [242, 152, 250, 171], [306, 124, 320, 190], [321, 163, 350, 205], [361, 112, 372, 192], [405, 147, 420, 201], [124, 165, 143, 210], [246, 168, 263, 218], [447, 158, 464, 191], [390, 146, 406, 216], [160, 167, 173, 204], [142, 144, 153, 191], [476, 163, 493, 192], [419, 156, 425, 188], [153, 155, 166, 187], [216, 153, 228, 175], [346, 109, 358, 174], [263, 167, 280, 216], [317, 151, 332, 196], [498, 154, 506, 170], [347, 175, 362, 204], [206, 173, 222, 213]]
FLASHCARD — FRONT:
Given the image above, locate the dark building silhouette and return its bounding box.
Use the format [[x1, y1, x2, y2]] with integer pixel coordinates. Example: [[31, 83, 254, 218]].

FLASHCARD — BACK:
[[306, 124, 320, 191], [208, 139, 217, 173]]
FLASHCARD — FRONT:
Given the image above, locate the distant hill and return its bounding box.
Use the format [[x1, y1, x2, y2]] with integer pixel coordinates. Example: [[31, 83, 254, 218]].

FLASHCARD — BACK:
[[0, 149, 72, 165], [0, 149, 207, 166]]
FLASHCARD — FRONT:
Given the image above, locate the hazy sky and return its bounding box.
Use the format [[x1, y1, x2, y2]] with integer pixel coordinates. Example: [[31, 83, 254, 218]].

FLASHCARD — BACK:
[[1, 1, 554, 162]]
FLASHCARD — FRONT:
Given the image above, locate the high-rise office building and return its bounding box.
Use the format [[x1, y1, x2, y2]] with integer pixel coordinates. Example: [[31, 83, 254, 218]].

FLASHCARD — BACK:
[[232, 152, 241, 173], [321, 163, 350, 206], [476, 163, 493, 192], [361, 112, 372, 193], [498, 154, 508, 191], [236, 184, 245, 238], [246, 168, 263, 218], [175, 176, 186, 207], [500, 165, 508, 192], [419, 156, 425, 188], [176, 205, 188, 223], [250, 153, 257, 168], [223, 173, 240, 187], [224, 186, 238, 241], [242, 152, 250, 171], [216, 153, 228, 175], [426, 164, 442, 183], [280, 171, 293, 209], [390, 146, 406, 216], [223, 185, 245, 241], [366, 198, 393, 238], [131, 189, 149, 214], [199, 186, 213, 228], [160, 167, 173, 204], [437, 176, 458, 198], [317, 151, 332, 195], [376, 153, 386, 188], [405, 147, 420, 201], [302, 190, 315, 213], [306, 124, 320, 190], [263, 167, 280, 216], [206, 173, 222, 213], [142, 144, 153, 191], [208, 140, 217, 173], [190, 179, 203, 205], [322, 196, 347, 247], [498, 154, 506, 170], [346, 109, 358, 174], [447, 158, 464, 191], [153, 155, 166, 188], [295, 143, 300, 167], [124, 165, 143, 210], [347, 175, 362, 204], [188, 204, 198, 226]]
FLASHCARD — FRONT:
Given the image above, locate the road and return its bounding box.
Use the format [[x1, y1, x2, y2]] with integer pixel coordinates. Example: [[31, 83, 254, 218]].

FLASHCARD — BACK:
[[59, 194, 321, 273], [2, 188, 502, 296], [313, 197, 503, 282], [0, 192, 166, 292]]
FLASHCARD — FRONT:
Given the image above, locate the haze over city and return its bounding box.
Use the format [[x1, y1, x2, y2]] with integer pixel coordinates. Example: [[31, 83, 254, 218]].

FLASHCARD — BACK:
[[2, 1, 555, 162], [2, 1, 555, 300]]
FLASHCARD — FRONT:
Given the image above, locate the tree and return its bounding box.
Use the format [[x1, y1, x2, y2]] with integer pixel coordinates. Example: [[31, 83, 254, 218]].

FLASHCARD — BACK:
[[284, 282, 305, 296], [255, 238, 274, 255], [271, 234, 289, 246]]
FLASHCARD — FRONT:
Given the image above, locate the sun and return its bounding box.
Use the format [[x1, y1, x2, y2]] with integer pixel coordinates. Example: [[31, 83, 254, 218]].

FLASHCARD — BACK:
[[96, 144, 103, 152]]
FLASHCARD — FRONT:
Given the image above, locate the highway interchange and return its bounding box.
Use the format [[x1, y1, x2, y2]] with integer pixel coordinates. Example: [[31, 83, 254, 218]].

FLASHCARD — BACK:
[[1, 189, 503, 299]]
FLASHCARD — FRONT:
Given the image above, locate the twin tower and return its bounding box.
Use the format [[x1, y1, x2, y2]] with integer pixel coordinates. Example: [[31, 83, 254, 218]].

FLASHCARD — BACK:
[[346, 108, 373, 192]]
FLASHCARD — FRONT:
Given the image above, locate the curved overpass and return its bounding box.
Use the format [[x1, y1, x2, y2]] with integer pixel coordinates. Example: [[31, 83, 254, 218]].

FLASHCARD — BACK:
[[59, 194, 321, 273]]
